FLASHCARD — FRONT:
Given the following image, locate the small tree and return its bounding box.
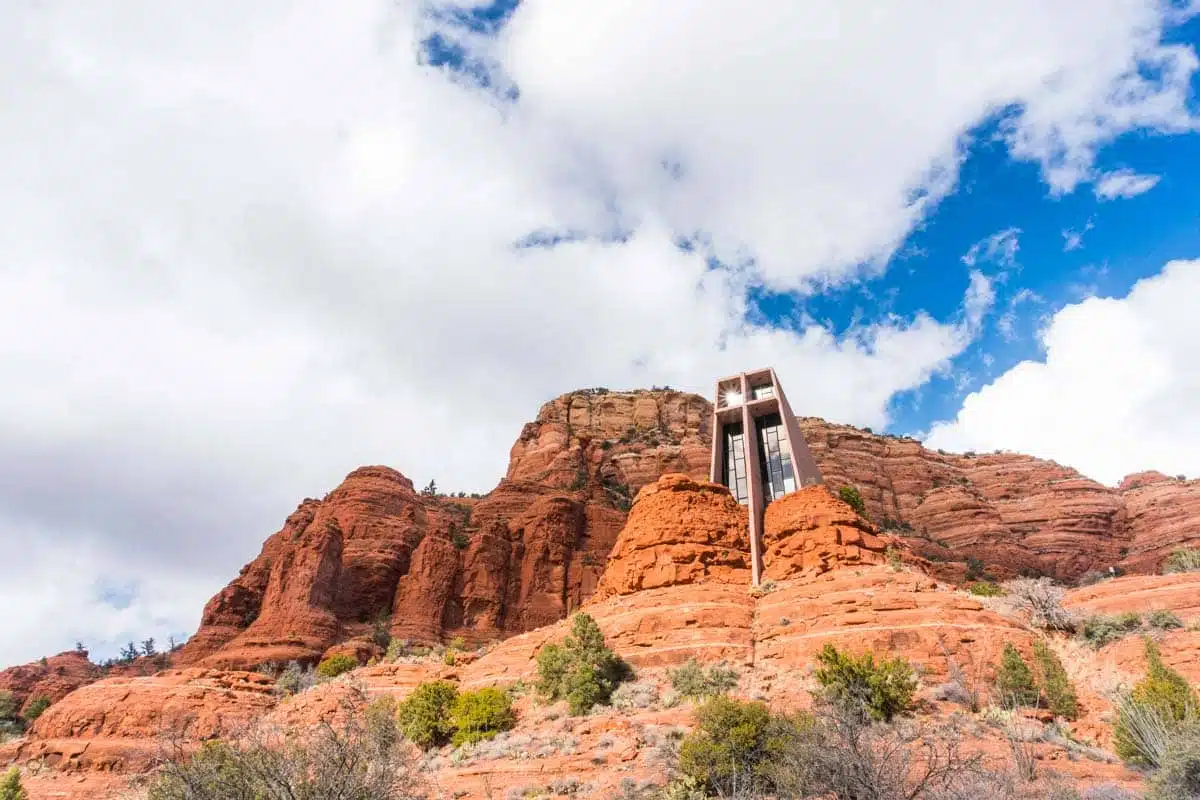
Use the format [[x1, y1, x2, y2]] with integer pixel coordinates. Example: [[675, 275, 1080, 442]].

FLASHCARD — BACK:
[[21, 696, 51, 725], [812, 644, 916, 722], [1032, 640, 1078, 720], [449, 687, 516, 746], [0, 768, 27, 800], [678, 696, 805, 798], [142, 637, 157, 657], [0, 692, 16, 721], [995, 643, 1038, 708], [315, 653, 358, 679], [74, 641, 86, 654], [420, 479, 438, 497], [837, 486, 866, 517], [535, 613, 631, 715], [396, 681, 458, 749], [120, 641, 140, 663], [1004, 578, 1076, 631]]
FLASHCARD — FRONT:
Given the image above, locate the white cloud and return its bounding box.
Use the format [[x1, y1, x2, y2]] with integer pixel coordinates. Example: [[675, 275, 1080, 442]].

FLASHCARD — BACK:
[[963, 228, 1022, 268], [0, 0, 1197, 664], [927, 260, 1200, 485], [1095, 168, 1163, 199], [1062, 217, 1096, 251], [997, 288, 1046, 342]]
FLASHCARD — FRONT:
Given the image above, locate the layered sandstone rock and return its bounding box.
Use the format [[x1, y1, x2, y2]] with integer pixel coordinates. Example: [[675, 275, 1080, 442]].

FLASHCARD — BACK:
[[594, 474, 750, 598], [761, 485, 889, 578], [179, 391, 712, 669], [16, 669, 276, 772], [159, 391, 1200, 675], [0, 651, 101, 714]]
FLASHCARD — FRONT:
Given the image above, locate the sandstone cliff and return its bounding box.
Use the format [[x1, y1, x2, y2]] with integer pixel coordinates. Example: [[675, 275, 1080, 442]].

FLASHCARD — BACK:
[[170, 391, 1199, 671]]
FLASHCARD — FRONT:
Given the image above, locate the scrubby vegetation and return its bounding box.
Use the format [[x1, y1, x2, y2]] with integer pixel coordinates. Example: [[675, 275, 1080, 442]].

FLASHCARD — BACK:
[[836, 485, 866, 516], [996, 644, 1039, 708], [812, 643, 916, 722], [396, 681, 515, 750], [0, 768, 26, 800], [396, 680, 459, 749], [449, 687, 516, 746], [315, 653, 358, 679], [1078, 609, 1183, 649], [1163, 547, 1200, 574], [147, 711, 417, 800], [1114, 639, 1198, 766], [273, 661, 320, 696], [968, 581, 1004, 597], [535, 612, 631, 715], [668, 658, 740, 700], [1004, 578, 1076, 631], [1031, 640, 1079, 720], [19, 696, 50, 725]]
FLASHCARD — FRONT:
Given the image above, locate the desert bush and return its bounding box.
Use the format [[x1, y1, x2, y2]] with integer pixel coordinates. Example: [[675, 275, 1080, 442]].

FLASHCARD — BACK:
[[273, 661, 319, 696], [20, 696, 50, 724], [611, 680, 660, 710], [1004, 578, 1076, 631], [668, 658, 740, 700], [0, 768, 26, 800], [396, 680, 459, 749], [1163, 547, 1200, 574], [449, 687, 516, 746], [996, 644, 1038, 708], [1078, 614, 1143, 649], [1146, 723, 1200, 800], [315, 653, 358, 679], [1114, 639, 1198, 765], [535, 613, 631, 715], [147, 712, 418, 800], [1148, 609, 1184, 630], [837, 485, 866, 516], [1031, 640, 1079, 720], [812, 643, 916, 722], [677, 696, 807, 797], [968, 581, 1004, 597], [0, 693, 16, 722]]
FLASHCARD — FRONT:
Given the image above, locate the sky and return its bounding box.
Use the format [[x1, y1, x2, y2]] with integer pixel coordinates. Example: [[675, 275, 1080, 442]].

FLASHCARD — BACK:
[[1, 0, 1199, 666]]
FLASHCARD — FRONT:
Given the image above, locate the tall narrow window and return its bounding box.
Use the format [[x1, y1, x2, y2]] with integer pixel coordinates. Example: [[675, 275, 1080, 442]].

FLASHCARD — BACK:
[[723, 423, 749, 505], [756, 412, 795, 502]]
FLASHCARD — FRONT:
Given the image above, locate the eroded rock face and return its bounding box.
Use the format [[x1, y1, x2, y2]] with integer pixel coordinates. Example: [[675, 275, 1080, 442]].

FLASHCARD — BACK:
[[762, 485, 889, 579], [17, 669, 276, 772], [179, 391, 712, 669], [594, 474, 750, 598], [166, 392, 1199, 673], [0, 651, 101, 714]]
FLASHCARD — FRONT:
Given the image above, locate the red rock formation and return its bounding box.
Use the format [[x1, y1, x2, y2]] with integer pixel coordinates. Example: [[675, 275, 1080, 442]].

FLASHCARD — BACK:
[[178, 391, 712, 669], [594, 474, 750, 598], [0, 651, 100, 714], [761, 485, 889, 578], [1117, 472, 1200, 573], [16, 669, 276, 772]]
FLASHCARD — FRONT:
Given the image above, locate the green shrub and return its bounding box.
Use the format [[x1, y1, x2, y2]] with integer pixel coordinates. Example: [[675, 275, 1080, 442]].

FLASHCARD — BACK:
[[396, 680, 458, 749], [837, 486, 866, 516], [315, 653, 358, 679], [20, 696, 50, 724], [1163, 548, 1200, 574], [1031, 640, 1078, 720], [0, 767, 26, 800], [1146, 723, 1200, 800], [1148, 609, 1184, 630], [678, 696, 807, 797], [1079, 613, 1142, 649], [995, 643, 1038, 708], [669, 658, 740, 700], [449, 687, 516, 746], [968, 581, 1003, 597], [1115, 639, 1198, 765], [812, 644, 915, 722], [0, 692, 16, 721], [536, 613, 631, 715]]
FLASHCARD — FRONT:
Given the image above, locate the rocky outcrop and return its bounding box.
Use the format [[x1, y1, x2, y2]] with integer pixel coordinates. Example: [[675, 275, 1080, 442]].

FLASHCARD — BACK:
[[179, 391, 712, 669], [594, 474, 750, 598], [15, 669, 276, 772], [0, 651, 101, 714], [761, 485, 890, 578], [1116, 472, 1200, 573]]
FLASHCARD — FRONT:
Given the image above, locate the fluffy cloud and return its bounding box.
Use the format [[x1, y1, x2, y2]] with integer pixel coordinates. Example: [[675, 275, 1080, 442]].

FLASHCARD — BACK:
[[927, 260, 1200, 485], [0, 0, 1196, 664], [1094, 169, 1163, 199]]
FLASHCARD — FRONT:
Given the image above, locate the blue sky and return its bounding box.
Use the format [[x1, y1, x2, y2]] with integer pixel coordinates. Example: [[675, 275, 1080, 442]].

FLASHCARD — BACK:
[[2, 0, 1199, 665]]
